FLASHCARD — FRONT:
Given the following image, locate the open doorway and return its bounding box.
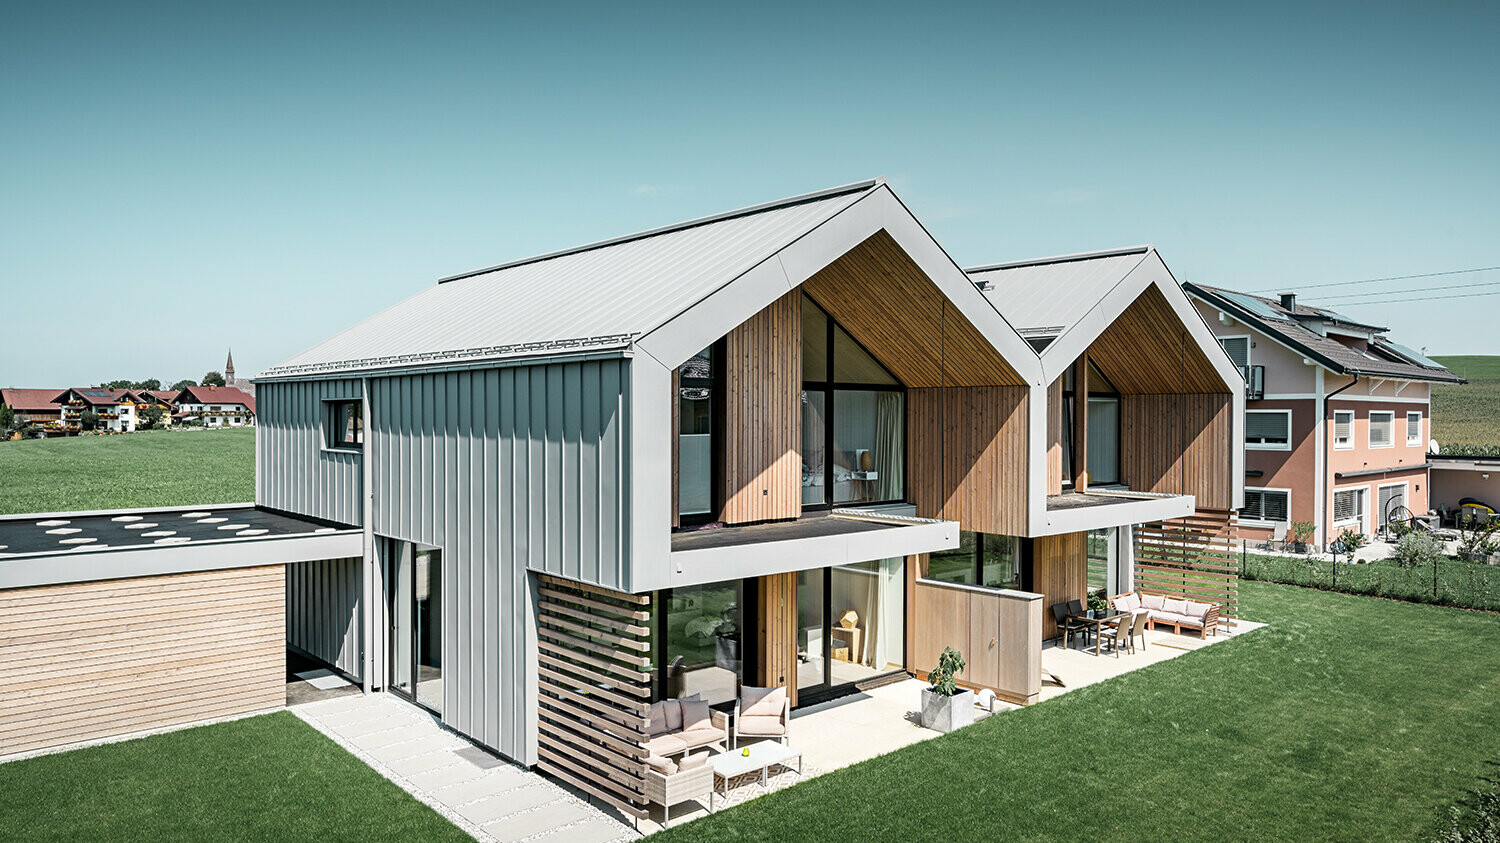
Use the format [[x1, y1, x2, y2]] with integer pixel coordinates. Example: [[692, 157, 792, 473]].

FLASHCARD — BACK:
[[388, 541, 443, 715]]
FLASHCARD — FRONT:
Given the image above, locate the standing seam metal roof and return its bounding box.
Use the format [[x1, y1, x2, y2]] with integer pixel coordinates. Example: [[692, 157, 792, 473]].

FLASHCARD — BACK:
[[965, 247, 1151, 334], [261, 182, 879, 378]]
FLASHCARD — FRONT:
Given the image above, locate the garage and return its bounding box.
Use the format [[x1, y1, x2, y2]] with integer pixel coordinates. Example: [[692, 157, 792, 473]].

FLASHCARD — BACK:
[[0, 504, 361, 757]]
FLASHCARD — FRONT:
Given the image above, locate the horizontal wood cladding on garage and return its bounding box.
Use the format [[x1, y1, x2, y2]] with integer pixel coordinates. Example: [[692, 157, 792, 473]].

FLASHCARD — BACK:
[[721, 290, 802, 525], [908, 385, 1029, 535], [535, 575, 650, 820], [800, 230, 1023, 387], [1089, 285, 1225, 394], [1120, 393, 1233, 510], [0, 565, 285, 756]]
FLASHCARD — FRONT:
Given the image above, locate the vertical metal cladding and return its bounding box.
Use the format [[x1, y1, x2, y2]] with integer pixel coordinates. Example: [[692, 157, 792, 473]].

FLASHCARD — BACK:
[[256, 379, 364, 526], [285, 557, 363, 679], [369, 358, 629, 765]]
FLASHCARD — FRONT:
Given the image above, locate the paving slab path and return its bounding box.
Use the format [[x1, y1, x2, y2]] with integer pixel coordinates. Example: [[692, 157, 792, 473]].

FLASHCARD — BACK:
[[294, 694, 639, 843]]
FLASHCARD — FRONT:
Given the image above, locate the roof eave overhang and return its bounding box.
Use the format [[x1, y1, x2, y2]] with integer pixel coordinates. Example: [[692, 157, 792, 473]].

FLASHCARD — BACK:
[[1033, 492, 1196, 537]]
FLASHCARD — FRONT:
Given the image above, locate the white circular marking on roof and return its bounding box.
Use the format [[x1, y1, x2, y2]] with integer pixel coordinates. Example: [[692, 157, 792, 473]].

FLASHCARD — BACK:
[[237, 529, 269, 536], [155, 537, 192, 544], [78, 544, 110, 550], [217, 524, 250, 531], [37, 520, 70, 527], [197, 517, 227, 524], [181, 512, 211, 518], [111, 515, 143, 522], [315, 528, 337, 533], [59, 537, 97, 545], [124, 523, 158, 530], [142, 530, 176, 537], [46, 527, 82, 535]]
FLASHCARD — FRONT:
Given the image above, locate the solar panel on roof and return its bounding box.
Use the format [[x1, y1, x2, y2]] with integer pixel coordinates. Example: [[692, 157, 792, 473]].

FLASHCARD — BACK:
[[1378, 339, 1445, 370], [1220, 291, 1290, 321]]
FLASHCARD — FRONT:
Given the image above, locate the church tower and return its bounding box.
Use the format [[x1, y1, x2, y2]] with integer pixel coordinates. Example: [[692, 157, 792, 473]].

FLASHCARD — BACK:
[[225, 349, 235, 384]]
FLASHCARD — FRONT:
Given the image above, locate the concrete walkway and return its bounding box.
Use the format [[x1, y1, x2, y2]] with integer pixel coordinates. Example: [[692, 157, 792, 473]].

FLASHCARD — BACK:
[[293, 695, 637, 843]]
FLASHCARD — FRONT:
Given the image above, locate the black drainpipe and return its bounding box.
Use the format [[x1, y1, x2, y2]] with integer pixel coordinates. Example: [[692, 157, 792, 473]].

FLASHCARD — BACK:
[[1323, 372, 1359, 554]]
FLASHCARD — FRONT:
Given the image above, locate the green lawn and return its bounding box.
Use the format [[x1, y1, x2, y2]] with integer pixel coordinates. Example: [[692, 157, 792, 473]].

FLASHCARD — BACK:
[[1431, 355, 1500, 453], [657, 581, 1500, 841], [0, 711, 468, 842], [0, 428, 254, 514]]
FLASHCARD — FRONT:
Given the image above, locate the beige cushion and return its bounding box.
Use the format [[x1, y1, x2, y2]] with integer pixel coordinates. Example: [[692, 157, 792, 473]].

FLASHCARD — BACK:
[[1163, 598, 1188, 616], [738, 714, 786, 736], [679, 697, 713, 733], [647, 734, 687, 756], [1140, 593, 1165, 611], [740, 686, 786, 717], [1155, 612, 1192, 626], [645, 753, 677, 775], [678, 727, 723, 748], [679, 751, 708, 771], [1115, 593, 1141, 612], [1183, 600, 1211, 619]]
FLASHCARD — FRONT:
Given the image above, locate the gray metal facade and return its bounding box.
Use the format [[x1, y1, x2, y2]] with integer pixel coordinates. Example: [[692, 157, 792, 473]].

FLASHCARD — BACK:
[[286, 557, 363, 679], [256, 378, 364, 526]]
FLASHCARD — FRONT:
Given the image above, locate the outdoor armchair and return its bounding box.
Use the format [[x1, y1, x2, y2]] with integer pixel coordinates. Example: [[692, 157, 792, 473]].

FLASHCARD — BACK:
[[732, 685, 790, 749], [644, 750, 714, 827]]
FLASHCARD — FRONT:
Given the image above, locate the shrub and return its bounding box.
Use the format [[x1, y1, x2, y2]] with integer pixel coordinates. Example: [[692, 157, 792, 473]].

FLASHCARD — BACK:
[[1458, 519, 1500, 557], [929, 646, 966, 697], [21, 427, 45, 439], [0, 403, 12, 430], [1428, 766, 1500, 842], [1336, 528, 1367, 554], [137, 405, 165, 430], [1290, 521, 1316, 545], [1393, 532, 1443, 570], [79, 411, 100, 431]]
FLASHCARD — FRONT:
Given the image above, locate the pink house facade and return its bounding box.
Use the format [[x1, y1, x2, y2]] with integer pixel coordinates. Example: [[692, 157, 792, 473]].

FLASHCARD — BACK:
[[1184, 285, 1463, 547]]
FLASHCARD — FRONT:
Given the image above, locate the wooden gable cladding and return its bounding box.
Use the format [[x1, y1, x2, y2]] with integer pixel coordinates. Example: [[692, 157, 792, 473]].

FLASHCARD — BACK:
[[721, 290, 802, 525], [1031, 531, 1087, 641], [1089, 285, 1226, 394], [908, 385, 1029, 535], [800, 230, 1024, 388], [1046, 377, 1065, 495], [1120, 393, 1234, 511]]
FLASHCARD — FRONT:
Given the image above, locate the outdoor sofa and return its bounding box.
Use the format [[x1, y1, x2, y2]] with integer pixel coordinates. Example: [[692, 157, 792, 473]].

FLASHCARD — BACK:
[[646, 696, 729, 757], [1110, 590, 1219, 638]]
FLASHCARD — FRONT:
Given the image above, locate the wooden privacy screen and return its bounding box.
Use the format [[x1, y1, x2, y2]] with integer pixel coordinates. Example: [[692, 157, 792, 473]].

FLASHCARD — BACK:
[[0, 566, 285, 757], [1132, 510, 1239, 624], [535, 574, 652, 820]]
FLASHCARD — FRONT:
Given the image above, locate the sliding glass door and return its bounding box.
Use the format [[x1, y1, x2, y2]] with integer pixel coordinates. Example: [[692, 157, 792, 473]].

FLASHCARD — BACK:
[[388, 541, 443, 715], [797, 559, 906, 704]]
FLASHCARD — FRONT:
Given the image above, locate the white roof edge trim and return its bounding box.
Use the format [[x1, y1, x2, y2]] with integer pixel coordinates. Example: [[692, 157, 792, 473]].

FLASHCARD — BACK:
[[259, 335, 635, 379], [966, 244, 1153, 274], [1033, 248, 1155, 367], [438, 179, 883, 284]]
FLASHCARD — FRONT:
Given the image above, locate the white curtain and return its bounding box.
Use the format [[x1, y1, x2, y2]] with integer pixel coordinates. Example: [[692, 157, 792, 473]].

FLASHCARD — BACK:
[[875, 557, 904, 670]]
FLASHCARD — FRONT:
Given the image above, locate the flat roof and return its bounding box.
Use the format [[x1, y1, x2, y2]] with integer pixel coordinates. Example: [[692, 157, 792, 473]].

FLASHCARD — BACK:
[[0, 504, 340, 557], [671, 513, 897, 552]]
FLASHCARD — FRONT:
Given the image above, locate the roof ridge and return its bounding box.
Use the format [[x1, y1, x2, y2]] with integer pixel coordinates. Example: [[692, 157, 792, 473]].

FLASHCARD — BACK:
[[965, 245, 1152, 274], [437, 178, 883, 285]]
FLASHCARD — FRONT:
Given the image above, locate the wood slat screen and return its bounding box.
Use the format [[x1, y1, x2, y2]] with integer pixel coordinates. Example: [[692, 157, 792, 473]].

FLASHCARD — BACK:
[[1132, 510, 1239, 625], [535, 574, 652, 820]]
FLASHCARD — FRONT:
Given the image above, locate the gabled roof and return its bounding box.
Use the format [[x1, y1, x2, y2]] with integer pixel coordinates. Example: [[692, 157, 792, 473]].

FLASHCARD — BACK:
[[0, 389, 65, 412], [51, 388, 126, 406], [967, 246, 1151, 345], [261, 181, 886, 379], [1184, 283, 1465, 384], [174, 385, 256, 412]]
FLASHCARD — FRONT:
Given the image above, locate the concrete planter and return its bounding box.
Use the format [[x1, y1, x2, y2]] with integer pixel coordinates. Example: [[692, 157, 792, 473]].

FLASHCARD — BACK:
[[921, 687, 975, 733]]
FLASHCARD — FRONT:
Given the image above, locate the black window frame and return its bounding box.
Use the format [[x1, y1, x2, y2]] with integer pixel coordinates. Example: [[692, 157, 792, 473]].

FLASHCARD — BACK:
[[676, 340, 726, 527], [926, 530, 1033, 591], [801, 293, 907, 511], [326, 400, 363, 450]]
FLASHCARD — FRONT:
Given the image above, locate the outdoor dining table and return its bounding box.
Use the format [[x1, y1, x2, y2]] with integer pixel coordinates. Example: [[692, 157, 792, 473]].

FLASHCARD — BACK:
[[1066, 612, 1125, 656]]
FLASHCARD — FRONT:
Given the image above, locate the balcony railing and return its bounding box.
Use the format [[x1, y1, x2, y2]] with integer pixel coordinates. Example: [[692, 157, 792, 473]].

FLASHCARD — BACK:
[[1240, 365, 1264, 400]]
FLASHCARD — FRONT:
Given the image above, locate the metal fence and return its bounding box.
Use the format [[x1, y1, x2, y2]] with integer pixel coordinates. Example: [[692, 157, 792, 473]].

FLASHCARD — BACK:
[[1238, 544, 1500, 612]]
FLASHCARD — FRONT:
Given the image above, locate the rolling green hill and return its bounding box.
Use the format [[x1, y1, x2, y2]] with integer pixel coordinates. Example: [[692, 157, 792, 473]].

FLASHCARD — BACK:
[[1430, 355, 1500, 453]]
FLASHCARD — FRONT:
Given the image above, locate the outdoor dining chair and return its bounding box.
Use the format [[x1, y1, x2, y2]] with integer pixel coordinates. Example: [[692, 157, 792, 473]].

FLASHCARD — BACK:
[[1050, 603, 1088, 649], [1099, 614, 1130, 657], [1128, 610, 1149, 652]]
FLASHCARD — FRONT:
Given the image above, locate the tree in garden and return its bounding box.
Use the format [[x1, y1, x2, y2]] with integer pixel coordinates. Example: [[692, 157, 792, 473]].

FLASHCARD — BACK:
[[80, 410, 100, 431], [201, 371, 225, 387], [138, 405, 165, 430], [170, 379, 196, 391], [133, 378, 161, 390], [0, 403, 14, 433]]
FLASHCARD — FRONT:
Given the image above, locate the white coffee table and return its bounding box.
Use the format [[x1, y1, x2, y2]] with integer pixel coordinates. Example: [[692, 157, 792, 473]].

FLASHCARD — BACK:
[[711, 740, 802, 797]]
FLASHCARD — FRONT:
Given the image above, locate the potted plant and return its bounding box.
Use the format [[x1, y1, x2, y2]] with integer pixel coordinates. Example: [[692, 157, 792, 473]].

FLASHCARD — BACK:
[[1087, 589, 1108, 618], [920, 646, 973, 733], [1457, 517, 1500, 565], [1288, 521, 1315, 554]]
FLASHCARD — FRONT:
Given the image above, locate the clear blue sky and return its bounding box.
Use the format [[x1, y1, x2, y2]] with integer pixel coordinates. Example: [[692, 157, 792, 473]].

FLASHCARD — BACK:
[[3, 1, 1496, 387]]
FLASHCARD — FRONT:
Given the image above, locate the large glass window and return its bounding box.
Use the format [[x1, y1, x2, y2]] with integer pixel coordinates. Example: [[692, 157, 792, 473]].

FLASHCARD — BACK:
[[927, 531, 1024, 590], [678, 346, 716, 519], [387, 541, 442, 715], [829, 557, 905, 683], [802, 295, 905, 508], [1086, 361, 1119, 485], [658, 581, 743, 705]]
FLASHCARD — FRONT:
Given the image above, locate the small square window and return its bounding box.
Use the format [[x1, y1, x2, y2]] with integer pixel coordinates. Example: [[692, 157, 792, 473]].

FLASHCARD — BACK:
[[1406, 411, 1422, 446], [1369, 411, 1394, 448], [329, 401, 363, 449]]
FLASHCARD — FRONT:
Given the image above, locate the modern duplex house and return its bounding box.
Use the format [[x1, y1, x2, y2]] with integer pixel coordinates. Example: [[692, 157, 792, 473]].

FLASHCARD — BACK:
[[252, 180, 1243, 816], [1184, 285, 1463, 545]]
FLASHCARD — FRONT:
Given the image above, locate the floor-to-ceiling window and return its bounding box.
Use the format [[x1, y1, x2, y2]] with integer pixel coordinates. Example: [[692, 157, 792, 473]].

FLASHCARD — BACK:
[[654, 580, 745, 706], [678, 344, 719, 522], [801, 295, 905, 508], [1086, 361, 1120, 485], [388, 541, 443, 715], [928, 531, 1026, 590]]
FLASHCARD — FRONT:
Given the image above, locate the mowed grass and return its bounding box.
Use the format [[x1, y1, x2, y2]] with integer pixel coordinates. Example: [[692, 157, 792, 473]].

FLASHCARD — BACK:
[[657, 581, 1500, 842], [0, 711, 468, 842], [0, 428, 253, 514], [1431, 355, 1500, 450]]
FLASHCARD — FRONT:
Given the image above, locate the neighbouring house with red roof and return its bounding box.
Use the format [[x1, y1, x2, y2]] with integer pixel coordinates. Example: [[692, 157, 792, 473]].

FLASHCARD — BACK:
[[50, 388, 143, 432], [172, 385, 256, 427], [1, 389, 65, 428]]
